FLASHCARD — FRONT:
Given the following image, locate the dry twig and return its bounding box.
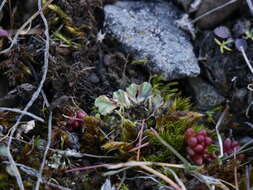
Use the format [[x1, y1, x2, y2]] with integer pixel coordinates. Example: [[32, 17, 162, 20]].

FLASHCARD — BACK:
[[34, 0, 51, 188], [0, 0, 7, 12], [215, 106, 228, 158], [0, 107, 44, 122]]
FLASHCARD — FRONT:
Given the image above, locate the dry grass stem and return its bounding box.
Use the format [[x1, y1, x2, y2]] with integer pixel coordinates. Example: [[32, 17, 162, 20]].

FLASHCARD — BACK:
[[34, 0, 51, 188], [246, 0, 253, 16], [139, 165, 182, 190], [191, 0, 238, 24], [215, 106, 228, 158]]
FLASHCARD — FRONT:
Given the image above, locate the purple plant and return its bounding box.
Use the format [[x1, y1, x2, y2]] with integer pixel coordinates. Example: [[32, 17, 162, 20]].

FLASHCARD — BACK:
[[214, 26, 231, 39], [235, 38, 248, 51]]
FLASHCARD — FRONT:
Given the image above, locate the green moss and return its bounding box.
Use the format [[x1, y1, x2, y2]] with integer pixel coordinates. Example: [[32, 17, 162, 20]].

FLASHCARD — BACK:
[[168, 96, 192, 113]]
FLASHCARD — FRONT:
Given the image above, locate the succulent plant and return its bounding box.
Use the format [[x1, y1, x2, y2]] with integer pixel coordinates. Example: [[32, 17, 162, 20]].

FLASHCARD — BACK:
[[95, 82, 164, 116]]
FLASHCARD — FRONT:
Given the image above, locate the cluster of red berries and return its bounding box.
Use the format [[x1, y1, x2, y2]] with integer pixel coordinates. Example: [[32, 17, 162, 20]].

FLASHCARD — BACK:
[[185, 128, 215, 165], [66, 111, 86, 131], [223, 138, 244, 159]]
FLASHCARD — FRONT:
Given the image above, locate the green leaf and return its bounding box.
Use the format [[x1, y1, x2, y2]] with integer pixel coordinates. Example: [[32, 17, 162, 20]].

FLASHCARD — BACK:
[[113, 90, 131, 108], [131, 58, 148, 65], [136, 82, 152, 103], [126, 83, 139, 104], [150, 94, 164, 111], [95, 96, 118, 115], [0, 145, 8, 157]]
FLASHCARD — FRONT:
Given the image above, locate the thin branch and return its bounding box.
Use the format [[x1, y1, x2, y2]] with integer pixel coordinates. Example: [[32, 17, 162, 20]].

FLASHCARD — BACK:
[[65, 161, 185, 173], [240, 47, 253, 75], [245, 165, 251, 190], [215, 106, 228, 158], [0, 0, 7, 12], [233, 153, 239, 190], [246, 0, 253, 16], [166, 168, 186, 190], [35, 112, 52, 190], [0, 107, 44, 122], [191, 0, 238, 24], [35, 0, 51, 188]]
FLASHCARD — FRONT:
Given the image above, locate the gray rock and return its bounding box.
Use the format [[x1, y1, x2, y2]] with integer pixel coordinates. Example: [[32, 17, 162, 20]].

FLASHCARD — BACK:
[[104, 0, 200, 80], [172, 0, 192, 11], [194, 0, 242, 29], [188, 77, 225, 110]]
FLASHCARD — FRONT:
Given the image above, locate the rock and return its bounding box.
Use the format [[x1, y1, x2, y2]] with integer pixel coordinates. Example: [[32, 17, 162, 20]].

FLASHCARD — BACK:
[[188, 77, 225, 110], [88, 73, 100, 84], [172, 0, 192, 11], [194, 0, 242, 29], [0, 83, 36, 107], [104, 0, 200, 80]]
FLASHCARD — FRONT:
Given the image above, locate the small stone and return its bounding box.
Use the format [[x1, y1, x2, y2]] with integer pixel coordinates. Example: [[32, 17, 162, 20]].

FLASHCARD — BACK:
[[104, 1, 200, 80], [172, 0, 192, 11], [188, 77, 225, 110], [88, 73, 100, 84]]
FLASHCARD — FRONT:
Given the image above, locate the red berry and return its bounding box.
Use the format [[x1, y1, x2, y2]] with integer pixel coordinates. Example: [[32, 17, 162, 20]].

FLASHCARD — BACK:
[[227, 148, 234, 155], [193, 155, 203, 165], [206, 155, 212, 162], [196, 135, 205, 143], [233, 145, 240, 152], [77, 111, 86, 119], [187, 147, 195, 157], [198, 130, 207, 136], [203, 154, 209, 159], [194, 144, 204, 153], [187, 137, 198, 148], [185, 128, 195, 137], [73, 120, 80, 128], [231, 141, 239, 148], [205, 137, 213, 146], [223, 138, 232, 151]]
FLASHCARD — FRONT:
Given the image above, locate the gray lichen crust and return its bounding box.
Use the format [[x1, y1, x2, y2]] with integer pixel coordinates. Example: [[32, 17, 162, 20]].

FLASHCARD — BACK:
[[104, 0, 200, 80]]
